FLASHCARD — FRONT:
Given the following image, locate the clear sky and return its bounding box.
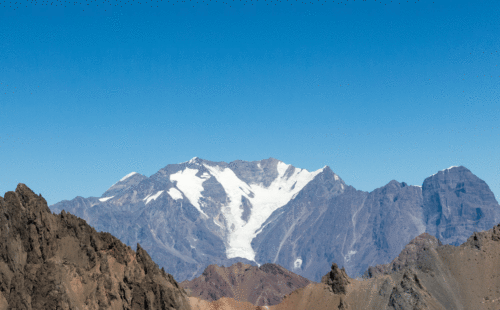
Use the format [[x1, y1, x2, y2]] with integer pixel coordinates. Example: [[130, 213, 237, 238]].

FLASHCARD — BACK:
[[1, 0, 499, 205]]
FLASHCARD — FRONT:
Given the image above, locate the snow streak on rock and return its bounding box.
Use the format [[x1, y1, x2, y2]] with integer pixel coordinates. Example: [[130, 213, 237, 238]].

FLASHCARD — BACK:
[[203, 161, 324, 262]]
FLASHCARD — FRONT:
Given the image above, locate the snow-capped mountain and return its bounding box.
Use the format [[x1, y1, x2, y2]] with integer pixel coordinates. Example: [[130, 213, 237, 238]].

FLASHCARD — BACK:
[[50, 159, 500, 282]]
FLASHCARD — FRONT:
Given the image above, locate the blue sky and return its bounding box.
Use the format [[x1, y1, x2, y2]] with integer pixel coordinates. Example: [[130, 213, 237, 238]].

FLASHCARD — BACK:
[[1, 0, 499, 205]]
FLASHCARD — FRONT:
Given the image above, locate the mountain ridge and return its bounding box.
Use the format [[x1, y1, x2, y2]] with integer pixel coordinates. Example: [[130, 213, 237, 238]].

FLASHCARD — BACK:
[[49, 159, 500, 283], [0, 183, 192, 310]]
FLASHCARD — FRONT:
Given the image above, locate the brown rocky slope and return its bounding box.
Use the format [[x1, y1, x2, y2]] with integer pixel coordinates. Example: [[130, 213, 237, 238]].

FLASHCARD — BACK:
[[269, 226, 500, 310], [180, 262, 310, 306], [0, 184, 192, 310], [189, 224, 500, 310]]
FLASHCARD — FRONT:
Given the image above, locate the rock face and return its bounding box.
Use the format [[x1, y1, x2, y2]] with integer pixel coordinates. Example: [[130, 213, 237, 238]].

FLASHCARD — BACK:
[[0, 184, 191, 310], [180, 262, 310, 306], [364, 233, 442, 278], [50, 160, 500, 283], [423, 166, 500, 246], [388, 269, 429, 310], [320, 263, 350, 294]]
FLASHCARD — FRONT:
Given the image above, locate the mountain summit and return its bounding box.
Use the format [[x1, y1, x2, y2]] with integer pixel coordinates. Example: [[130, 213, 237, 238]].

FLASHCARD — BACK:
[[50, 160, 500, 282]]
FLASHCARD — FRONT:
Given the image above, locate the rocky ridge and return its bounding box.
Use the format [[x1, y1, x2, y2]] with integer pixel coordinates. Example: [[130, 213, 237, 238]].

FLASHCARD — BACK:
[[0, 184, 191, 310], [363, 232, 442, 278]]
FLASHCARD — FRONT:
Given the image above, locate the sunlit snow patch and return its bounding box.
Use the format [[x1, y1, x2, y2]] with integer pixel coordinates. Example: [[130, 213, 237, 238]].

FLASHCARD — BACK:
[[143, 190, 164, 204], [99, 196, 114, 202], [167, 187, 183, 200], [170, 168, 209, 217], [344, 250, 357, 262], [120, 172, 138, 182], [294, 258, 303, 269], [430, 166, 459, 177], [188, 157, 199, 164]]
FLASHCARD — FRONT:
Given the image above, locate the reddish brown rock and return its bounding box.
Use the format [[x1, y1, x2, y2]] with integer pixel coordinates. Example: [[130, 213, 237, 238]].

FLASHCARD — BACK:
[[180, 262, 310, 306]]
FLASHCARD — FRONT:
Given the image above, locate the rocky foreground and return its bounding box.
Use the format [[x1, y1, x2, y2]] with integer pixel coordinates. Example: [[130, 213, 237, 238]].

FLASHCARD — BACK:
[[0, 184, 191, 310]]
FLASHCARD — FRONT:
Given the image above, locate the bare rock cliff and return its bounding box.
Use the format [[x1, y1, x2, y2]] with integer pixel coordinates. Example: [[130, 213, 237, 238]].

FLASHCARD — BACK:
[[364, 233, 442, 278], [0, 183, 191, 310]]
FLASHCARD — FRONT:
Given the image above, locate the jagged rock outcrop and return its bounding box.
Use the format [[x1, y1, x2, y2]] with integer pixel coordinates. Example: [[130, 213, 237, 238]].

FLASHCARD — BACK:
[[388, 269, 429, 310], [180, 262, 310, 306], [462, 223, 500, 250], [0, 184, 191, 310], [320, 263, 350, 294], [364, 233, 442, 278]]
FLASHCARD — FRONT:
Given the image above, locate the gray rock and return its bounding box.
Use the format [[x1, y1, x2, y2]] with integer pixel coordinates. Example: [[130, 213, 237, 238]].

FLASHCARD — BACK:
[[388, 269, 428, 310], [102, 172, 148, 198], [422, 166, 500, 246]]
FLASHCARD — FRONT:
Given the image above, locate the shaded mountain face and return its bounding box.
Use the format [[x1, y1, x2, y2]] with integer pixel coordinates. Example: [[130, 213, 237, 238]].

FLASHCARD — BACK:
[[180, 262, 310, 307], [253, 166, 500, 281], [50, 160, 500, 283], [422, 166, 500, 245], [0, 184, 191, 310], [252, 178, 427, 281]]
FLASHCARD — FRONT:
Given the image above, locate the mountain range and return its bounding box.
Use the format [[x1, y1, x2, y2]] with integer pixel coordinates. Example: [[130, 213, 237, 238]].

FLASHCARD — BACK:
[[4, 183, 500, 309], [50, 157, 500, 283]]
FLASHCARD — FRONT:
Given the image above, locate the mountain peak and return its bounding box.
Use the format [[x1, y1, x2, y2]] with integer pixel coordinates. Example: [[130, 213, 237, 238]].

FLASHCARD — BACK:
[[423, 165, 499, 245], [428, 165, 469, 178], [187, 156, 202, 164]]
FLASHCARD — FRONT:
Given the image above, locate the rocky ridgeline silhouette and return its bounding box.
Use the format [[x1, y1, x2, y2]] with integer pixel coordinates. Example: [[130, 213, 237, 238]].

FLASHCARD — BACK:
[[0, 184, 191, 310]]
